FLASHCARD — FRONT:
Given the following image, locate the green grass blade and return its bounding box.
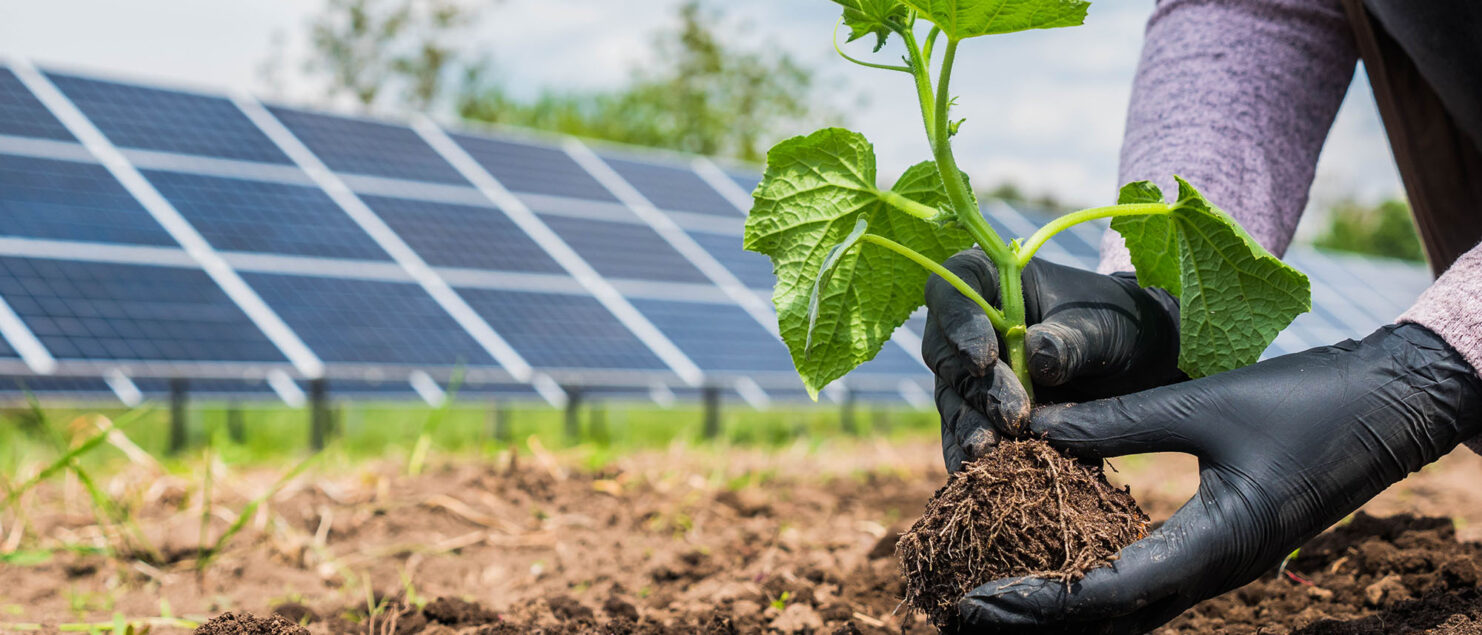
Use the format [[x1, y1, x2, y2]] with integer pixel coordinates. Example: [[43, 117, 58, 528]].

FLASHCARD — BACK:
[[0, 408, 150, 507], [407, 367, 463, 477], [201, 449, 322, 568]]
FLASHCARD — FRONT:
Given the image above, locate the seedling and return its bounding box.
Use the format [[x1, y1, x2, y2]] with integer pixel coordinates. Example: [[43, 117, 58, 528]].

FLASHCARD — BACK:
[[744, 0, 1310, 398]]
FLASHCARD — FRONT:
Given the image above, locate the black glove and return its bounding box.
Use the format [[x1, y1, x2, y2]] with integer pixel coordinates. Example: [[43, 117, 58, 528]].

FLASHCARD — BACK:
[[923, 249, 1183, 472], [957, 323, 1482, 634]]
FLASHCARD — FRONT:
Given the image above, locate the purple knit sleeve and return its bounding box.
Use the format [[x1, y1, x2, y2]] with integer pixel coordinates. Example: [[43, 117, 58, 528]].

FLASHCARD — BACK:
[[1098, 0, 1359, 274], [1402, 244, 1482, 376]]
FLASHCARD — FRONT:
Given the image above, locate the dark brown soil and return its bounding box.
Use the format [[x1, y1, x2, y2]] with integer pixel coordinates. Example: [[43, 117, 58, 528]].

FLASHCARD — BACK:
[[195, 611, 310, 635], [17, 439, 1482, 633], [895, 439, 1149, 631], [1158, 512, 1482, 634]]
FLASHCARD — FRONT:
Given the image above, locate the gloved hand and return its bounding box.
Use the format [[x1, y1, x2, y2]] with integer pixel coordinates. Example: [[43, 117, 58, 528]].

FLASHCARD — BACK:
[[957, 323, 1482, 634], [923, 249, 1183, 472]]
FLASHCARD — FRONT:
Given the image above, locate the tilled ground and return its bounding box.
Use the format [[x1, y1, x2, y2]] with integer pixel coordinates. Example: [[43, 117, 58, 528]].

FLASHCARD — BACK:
[[10, 438, 1482, 633]]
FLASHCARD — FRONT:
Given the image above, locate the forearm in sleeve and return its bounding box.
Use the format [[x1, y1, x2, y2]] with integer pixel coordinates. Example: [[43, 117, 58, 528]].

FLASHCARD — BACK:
[[1099, 0, 1359, 273]]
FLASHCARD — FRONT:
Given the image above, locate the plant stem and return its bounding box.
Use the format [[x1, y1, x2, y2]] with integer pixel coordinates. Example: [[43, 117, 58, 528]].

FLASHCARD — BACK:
[[858, 234, 1009, 331], [929, 40, 1010, 263], [833, 18, 912, 73], [875, 190, 944, 221], [1016, 202, 1170, 267]]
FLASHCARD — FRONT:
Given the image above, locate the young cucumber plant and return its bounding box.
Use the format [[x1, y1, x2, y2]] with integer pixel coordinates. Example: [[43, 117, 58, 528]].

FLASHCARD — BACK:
[[743, 0, 1312, 399]]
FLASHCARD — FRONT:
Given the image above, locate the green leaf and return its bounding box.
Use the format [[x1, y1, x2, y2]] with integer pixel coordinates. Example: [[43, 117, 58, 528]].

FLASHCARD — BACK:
[[745, 128, 973, 397], [1111, 177, 1311, 378], [832, 0, 910, 52], [807, 218, 870, 352], [901, 0, 1090, 40]]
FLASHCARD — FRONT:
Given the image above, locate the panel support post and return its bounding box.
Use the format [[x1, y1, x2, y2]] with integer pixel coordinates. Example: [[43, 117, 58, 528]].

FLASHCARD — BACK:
[[563, 387, 583, 442], [168, 378, 188, 455], [590, 403, 610, 446], [872, 407, 891, 435], [310, 378, 331, 451], [841, 389, 858, 436], [702, 386, 722, 440], [227, 401, 246, 444], [491, 401, 512, 443]]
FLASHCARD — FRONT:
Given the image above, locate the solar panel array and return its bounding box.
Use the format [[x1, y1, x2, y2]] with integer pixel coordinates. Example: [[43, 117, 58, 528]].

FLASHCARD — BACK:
[[0, 63, 1436, 408]]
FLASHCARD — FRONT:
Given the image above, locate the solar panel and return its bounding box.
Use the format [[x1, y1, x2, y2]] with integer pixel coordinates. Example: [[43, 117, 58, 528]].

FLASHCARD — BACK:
[[46, 71, 292, 164], [450, 132, 620, 203], [457, 288, 667, 370], [627, 298, 794, 373], [145, 169, 391, 260], [855, 340, 927, 375], [0, 68, 75, 141], [266, 106, 469, 185], [728, 171, 761, 195], [540, 215, 709, 283], [133, 377, 276, 396], [240, 272, 495, 366], [0, 256, 285, 362], [601, 153, 740, 217], [687, 229, 774, 290], [360, 194, 563, 273], [0, 332, 14, 357], [0, 375, 112, 395], [0, 153, 176, 246]]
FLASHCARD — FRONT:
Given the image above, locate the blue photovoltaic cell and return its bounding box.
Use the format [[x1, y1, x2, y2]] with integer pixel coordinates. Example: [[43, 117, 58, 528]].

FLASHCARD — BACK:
[[0, 68, 74, 141], [688, 230, 774, 289], [46, 72, 291, 164], [602, 154, 740, 217], [628, 299, 794, 373], [0, 332, 13, 357], [0, 375, 113, 394], [0, 154, 176, 246], [458, 288, 667, 370], [267, 106, 468, 185], [451, 133, 619, 203], [540, 215, 709, 283], [145, 170, 390, 260], [133, 377, 276, 396], [855, 343, 927, 375], [242, 273, 494, 366], [361, 195, 562, 273], [728, 171, 761, 195], [0, 256, 285, 362]]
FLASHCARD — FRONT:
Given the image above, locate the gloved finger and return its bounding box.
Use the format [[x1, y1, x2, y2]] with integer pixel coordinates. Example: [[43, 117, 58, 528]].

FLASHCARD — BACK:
[[1026, 385, 1211, 459], [924, 249, 1001, 377], [959, 503, 1219, 631], [936, 376, 999, 473], [962, 359, 1030, 437]]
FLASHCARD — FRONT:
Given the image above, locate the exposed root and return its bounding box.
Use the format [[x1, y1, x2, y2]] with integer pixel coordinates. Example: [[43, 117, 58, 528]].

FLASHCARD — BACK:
[[896, 439, 1148, 632]]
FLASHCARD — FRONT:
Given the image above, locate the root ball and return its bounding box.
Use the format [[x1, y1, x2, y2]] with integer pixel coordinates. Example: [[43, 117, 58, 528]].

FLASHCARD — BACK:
[[896, 439, 1149, 632]]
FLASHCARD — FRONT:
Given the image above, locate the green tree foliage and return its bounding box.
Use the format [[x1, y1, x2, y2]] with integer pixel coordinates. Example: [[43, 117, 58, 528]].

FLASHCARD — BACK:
[[457, 1, 827, 162], [302, 0, 488, 111], [1313, 198, 1424, 262]]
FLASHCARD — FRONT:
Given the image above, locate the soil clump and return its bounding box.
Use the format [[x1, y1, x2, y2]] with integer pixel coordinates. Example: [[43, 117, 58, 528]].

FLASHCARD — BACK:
[[896, 439, 1149, 632], [1162, 512, 1482, 634], [194, 611, 310, 635]]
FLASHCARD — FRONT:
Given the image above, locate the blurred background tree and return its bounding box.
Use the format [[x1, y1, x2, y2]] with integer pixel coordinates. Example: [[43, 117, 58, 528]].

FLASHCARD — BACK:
[[978, 181, 1069, 215], [287, 0, 830, 163], [1314, 198, 1425, 262]]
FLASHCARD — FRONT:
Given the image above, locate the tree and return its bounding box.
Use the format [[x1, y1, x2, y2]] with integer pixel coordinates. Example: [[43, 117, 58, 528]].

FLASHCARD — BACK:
[[457, 1, 828, 162], [1313, 198, 1424, 262], [302, 0, 485, 111]]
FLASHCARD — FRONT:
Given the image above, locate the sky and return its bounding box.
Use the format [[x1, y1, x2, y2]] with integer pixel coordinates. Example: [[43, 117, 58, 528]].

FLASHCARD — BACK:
[[0, 0, 1405, 226]]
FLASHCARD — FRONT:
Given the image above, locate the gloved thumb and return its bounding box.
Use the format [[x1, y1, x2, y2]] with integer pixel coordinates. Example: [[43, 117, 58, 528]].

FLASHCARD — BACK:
[[1024, 320, 1094, 388]]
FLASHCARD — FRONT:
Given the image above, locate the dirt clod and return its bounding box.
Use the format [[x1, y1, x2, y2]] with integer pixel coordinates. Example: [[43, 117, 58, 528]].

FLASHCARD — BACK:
[[896, 439, 1149, 631], [422, 596, 497, 625], [193, 611, 309, 635], [270, 603, 316, 625]]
